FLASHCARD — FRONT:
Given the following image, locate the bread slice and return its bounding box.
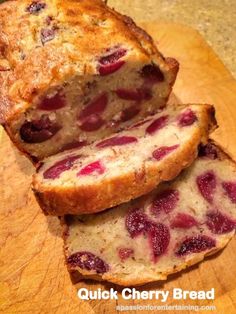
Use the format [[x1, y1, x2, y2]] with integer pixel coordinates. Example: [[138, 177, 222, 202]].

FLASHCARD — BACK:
[[33, 104, 216, 215], [0, 0, 178, 161], [62, 143, 236, 286]]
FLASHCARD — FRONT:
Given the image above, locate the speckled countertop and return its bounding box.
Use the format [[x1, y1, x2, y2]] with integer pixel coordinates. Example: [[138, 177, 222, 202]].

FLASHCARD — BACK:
[[108, 0, 236, 78]]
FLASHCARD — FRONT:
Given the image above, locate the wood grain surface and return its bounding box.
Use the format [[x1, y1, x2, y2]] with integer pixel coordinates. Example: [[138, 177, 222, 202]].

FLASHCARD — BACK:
[[1, 23, 236, 314]]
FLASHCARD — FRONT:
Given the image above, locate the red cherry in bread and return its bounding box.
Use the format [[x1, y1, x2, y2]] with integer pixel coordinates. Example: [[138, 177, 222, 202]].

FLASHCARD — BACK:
[[141, 64, 164, 83], [196, 171, 216, 203], [176, 235, 216, 256], [151, 189, 179, 216], [178, 109, 197, 127], [38, 92, 66, 110], [115, 88, 141, 101], [125, 208, 149, 238], [43, 155, 80, 179], [120, 106, 140, 122], [78, 160, 105, 176], [146, 115, 168, 135], [126, 209, 170, 261], [79, 114, 105, 132], [79, 93, 108, 120], [118, 248, 134, 261], [115, 88, 152, 101], [60, 140, 87, 152], [98, 48, 127, 76], [147, 222, 170, 262], [96, 136, 137, 148], [152, 144, 179, 161], [171, 213, 198, 229], [20, 116, 61, 143], [206, 211, 236, 234], [67, 251, 109, 273], [222, 182, 236, 203], [130, 118, 152, 129]]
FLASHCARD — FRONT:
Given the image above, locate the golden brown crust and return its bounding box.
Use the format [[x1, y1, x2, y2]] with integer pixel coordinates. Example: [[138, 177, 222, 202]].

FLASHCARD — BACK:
[[0, 0, 177, 111], [33, 104, 216, 215], [0, 0, 178, 160], [108, 10, 156, 55], [67, 240, 231, 286]]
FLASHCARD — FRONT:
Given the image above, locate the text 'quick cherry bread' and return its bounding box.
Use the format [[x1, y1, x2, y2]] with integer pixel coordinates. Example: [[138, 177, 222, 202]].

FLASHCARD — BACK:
[[33, 104, 216, 215], [62, 144, 236, 286], [0, 0, 178, 161]]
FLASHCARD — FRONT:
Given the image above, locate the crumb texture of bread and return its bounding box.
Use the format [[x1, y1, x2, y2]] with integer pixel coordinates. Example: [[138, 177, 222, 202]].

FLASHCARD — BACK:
[[0, 0, 178, 160], [62, 144, 236, 286], [33, 103, 216, 215]]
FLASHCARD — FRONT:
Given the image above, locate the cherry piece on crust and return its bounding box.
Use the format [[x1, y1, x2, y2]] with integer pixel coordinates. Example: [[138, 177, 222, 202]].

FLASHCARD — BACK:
[[41, 28, 56, 45], [26, 1, 46, 14]]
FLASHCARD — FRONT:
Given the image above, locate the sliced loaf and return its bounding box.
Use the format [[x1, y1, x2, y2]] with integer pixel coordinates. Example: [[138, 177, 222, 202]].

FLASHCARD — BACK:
[[62, 144, 236, 286]]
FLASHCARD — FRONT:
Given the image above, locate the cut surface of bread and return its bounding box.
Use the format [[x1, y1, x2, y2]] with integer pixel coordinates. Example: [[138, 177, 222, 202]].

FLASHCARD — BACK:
[[33, 104, 216, 215], [0, 0, 178, 161], [62, 144, 236, 286]]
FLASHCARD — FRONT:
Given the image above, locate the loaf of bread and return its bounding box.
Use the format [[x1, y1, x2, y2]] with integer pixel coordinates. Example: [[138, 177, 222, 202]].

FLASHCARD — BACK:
[[0, 0, 178, 161], [62, 144, 236, 286], [33, 104, 216, 215]]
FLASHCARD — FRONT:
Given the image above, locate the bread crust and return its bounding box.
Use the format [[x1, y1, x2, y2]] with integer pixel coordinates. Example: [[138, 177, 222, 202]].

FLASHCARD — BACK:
[[61, 143, 236, 286], [0, 0, 178, 161], [66, 237, 233, 286], [33, 104, 216, 215]]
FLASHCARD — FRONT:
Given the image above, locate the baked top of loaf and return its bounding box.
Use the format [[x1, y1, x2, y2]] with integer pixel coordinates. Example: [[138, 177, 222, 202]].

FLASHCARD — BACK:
[[33, 103, 216, 215], [0, 0, 178, 160], [62, 144, 236, 286]]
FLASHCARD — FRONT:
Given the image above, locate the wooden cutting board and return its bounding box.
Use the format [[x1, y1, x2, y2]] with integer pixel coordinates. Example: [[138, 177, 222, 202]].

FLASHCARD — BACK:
[[1, 23, 236, 314]]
